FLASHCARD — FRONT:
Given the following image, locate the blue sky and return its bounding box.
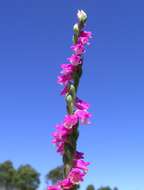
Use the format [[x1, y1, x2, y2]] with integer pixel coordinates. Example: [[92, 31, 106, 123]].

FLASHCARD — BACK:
[[0, 0, 144, 190]]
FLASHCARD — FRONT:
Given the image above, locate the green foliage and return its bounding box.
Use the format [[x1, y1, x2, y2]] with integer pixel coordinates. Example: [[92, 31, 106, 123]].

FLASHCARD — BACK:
[[97, 186, 118, 190], [0, 161, 40, 190], [46, 166, 64, 184], [86, 184, 95, 190], [14, 165, 40, 190], [0, 160, 119, 190], [0, 160, 16, 187], [86, 185, 118, 190]]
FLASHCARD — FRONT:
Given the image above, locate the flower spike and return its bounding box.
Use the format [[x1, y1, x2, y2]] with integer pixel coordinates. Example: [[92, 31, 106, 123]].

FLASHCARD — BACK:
[[49, 10, 93, 190]]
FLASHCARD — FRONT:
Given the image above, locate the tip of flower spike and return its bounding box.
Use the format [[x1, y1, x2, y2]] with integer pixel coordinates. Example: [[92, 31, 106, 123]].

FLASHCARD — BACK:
[[77, 10, 87, 23]]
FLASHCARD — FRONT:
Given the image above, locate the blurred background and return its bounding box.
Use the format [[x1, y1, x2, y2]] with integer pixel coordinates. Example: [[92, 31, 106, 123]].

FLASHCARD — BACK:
[[0, 0, 144, 190]]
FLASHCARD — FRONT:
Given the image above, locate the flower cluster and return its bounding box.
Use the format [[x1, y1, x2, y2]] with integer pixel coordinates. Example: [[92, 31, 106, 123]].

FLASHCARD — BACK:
[[57, 30, 92, 87], [48, 10, 92, 190], [48, 152, 90, 190], [52, 97, 91, 155]]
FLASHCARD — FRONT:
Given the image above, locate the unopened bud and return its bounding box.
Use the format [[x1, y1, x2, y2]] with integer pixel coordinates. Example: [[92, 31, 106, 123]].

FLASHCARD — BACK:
[[66, 94, 73, 114], [66, 94, 73, 103], [73, 23, 79, 34], [70, 84, 76, 99], [77, 10, 87, 23]]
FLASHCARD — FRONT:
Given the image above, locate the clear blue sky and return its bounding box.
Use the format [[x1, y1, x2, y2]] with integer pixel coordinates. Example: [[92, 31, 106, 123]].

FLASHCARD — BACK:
[[0, 1, 144, 190]]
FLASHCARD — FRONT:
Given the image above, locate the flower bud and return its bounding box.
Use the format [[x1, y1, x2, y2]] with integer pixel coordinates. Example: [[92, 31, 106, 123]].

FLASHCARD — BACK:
[[77, 10, 87, 23], [70, 84, 76, 99], [66, 94, 73, 104], [66, 94, 73, 114], [73, 23, 79, 34]]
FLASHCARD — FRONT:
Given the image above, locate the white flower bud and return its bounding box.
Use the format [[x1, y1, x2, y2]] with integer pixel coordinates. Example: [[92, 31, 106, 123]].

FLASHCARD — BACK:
[[77, 10, 87, 22], [73, 23, 79, 34]]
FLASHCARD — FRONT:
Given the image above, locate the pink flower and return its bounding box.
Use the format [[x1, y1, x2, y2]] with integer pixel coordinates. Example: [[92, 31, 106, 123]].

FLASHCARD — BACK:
[[80, 31, 92, 38], [79, 37, 89, 45], [68, 168, 85, 184], [75, 97, 90, 110], [74, 159, 90, 173], [52, 124, 71, 154], [71, 43, 85, 55], [52, 128, 67, 144], [78, 31, 92, 45], [74, 151, 84, 159], [67, 54, 81, 65], [60, 64, 75, 75], [63, 114, 78, 129], [75, 109, 91, 125], [58, 178, 73, 189], [48, 185, 62, 190], [57, 74, 72, 85], [56, 142, 65, 154], [60, 86, 69, 96]]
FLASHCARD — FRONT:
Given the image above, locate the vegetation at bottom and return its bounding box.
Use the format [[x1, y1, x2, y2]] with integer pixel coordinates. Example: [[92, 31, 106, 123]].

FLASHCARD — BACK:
[[0, 161, 40, 190], [0, 161, 118, 190]]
